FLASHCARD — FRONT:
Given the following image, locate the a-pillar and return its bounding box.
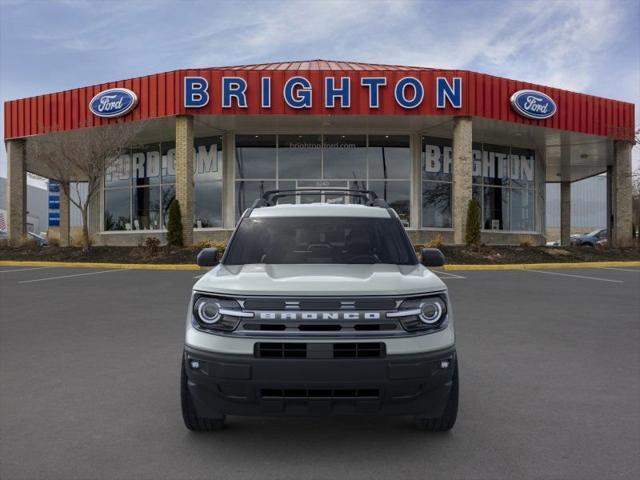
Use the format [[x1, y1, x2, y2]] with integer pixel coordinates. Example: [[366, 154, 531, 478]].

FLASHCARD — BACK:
[[560, 181, 571, 246], [452, 117, 473, 244], [610, 141, 633, 247], [6, 139, 27, 244], [175, 115, 194, 246]]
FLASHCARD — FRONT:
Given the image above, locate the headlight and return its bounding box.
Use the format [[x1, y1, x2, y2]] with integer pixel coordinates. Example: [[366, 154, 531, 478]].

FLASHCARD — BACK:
[[387, 294, 448, 332], [418, 298, 446, 324], [195, 298, 221, 324], [192, 294, 253, 331]]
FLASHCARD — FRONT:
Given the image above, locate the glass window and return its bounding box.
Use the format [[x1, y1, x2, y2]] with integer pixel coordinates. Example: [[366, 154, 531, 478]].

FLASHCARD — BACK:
[[368, 135, 410, 179], [472, 185, 482, 205], [369, 180, 410, 226], [132, 186, 160, 230], [421, 136, 452, 228], [422, 181, 452, 228], [224, 217, 417, 265], [510, 189, 535, 231], [322, 135, 367, 179], [193, 136, 223, 229], [422, 137, 452, 182], [106, 153, 131, 188], [235, 180, 277, 218], [161, 142, 176, 184], [482, 144, 510, 187], [132, 144, 161, 187], [483, 186, 509, 230], [472, 142, 483, 184], [274, 180, 296, 204], [235, 135, 276, 179], [194, 181, 223, 228], [104, 188, 131, 231], [278, 134, 322, 179], [510, 147, 535, 188], [161, 185, 175, 227], [194, 136, 222, 183]]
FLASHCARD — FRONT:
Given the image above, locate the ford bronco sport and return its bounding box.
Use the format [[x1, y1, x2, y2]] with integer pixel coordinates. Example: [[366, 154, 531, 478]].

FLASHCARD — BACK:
[[181, 189, 458, 431]]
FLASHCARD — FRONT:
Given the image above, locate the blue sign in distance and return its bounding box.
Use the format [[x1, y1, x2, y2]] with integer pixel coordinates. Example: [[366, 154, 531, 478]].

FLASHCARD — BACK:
[[48, 211, 60, 227]]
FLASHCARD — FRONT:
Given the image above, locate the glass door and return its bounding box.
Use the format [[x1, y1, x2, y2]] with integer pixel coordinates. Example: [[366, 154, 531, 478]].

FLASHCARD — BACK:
[[295, 180, 349, 204]]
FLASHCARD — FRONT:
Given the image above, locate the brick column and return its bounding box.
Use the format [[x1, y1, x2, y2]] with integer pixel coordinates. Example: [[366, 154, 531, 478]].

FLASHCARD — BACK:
[[59, 182, 71, 247], [222, 133, 236, 229], [452, 117, 473, 244], [560, 181, 571, 246], [175, 115, 194, 246], [6, 139, 27, 244], [611, 141, 633, 247], [409, 133, 422, 230]]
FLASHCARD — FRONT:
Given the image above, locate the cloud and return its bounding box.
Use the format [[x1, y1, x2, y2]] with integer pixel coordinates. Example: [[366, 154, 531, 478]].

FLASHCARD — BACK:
[[0, 0, 638, 175]]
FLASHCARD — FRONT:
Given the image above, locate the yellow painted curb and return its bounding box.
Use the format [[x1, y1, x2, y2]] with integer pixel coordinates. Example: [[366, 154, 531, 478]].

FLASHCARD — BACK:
[[0, 260, 200, 271], [1, 260, 638, 272], [444, 261, 640, 271]]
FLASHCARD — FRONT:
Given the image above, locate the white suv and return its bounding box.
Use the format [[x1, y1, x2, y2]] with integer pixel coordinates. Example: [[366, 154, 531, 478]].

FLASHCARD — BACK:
[[181, 189, 458, 431]]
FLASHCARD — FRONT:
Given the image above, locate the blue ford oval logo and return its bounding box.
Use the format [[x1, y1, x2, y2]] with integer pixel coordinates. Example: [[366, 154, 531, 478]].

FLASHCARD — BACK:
[[510, 89, 556, 120], [89, 88, 138, 118]]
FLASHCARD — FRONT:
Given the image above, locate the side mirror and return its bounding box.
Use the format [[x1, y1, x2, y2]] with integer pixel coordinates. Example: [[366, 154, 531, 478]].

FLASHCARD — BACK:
[[197, 248, 219, 267], [420, 248, 445, 267]]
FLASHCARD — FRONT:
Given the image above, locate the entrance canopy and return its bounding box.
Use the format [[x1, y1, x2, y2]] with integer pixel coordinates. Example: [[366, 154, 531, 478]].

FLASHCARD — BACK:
[[5, 59, 633, 184], [4, 59, 634, 140]]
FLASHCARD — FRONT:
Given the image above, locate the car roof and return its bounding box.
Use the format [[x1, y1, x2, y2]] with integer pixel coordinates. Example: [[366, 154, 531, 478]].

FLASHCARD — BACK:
[[249, 203, 392, 218]]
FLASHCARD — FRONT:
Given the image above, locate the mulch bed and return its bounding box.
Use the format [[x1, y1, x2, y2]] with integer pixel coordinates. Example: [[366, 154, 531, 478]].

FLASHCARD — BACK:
[[0, 245, 200, 264], [438, 245, 640, 264], [0, 244, 638, 265]]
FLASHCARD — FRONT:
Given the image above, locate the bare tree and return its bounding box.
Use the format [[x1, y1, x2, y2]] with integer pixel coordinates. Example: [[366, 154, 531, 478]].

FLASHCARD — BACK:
[[633, 128, 639, 239], [27, 121, 144, 250]]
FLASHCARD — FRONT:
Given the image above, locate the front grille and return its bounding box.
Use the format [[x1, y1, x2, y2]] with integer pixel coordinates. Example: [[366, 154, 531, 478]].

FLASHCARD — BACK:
[[242, 322, 397, 334], [242, 297, 398, 311], [256, 342, 385, 359], [260, 388, 380, 399]]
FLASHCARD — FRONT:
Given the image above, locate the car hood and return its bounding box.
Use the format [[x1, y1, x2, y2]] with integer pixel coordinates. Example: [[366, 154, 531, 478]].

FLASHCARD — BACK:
[[194, 264, 446, 296]]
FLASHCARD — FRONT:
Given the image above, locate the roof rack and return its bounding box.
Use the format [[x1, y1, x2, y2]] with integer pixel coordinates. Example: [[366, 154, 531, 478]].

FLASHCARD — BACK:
[[250, 189, 390, 209]]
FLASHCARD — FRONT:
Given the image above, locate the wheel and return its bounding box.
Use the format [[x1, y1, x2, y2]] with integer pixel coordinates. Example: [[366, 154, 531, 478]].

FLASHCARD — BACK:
[[415, 362, 459, 432], [181, 360, 225, 431]]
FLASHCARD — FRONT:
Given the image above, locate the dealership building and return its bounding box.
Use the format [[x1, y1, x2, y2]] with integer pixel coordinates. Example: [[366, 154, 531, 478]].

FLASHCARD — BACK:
[[3, 60, 635, 246]]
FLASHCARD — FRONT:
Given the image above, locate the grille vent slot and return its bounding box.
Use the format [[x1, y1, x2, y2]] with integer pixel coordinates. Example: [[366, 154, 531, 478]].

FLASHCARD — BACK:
[[261, 388, 380, 399], [256, 342, 385, 359]]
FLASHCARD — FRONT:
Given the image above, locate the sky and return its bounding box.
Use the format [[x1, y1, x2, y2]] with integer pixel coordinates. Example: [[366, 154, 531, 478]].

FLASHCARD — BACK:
[[1, 0, 638, 182]]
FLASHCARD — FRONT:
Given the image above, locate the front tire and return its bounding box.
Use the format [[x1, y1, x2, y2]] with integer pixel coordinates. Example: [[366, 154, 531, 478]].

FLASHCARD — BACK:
[[415, 362, 459, 432], [181, 360, 225, 432]]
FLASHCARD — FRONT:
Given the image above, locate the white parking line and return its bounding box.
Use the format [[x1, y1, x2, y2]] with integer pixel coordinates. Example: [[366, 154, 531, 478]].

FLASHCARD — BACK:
[[193, 274, 204, 279], [526, 269, 623, 283], [0, 266, 55, 274], [18, 269, 126, 284], [598, 267, 640, 273], [435, 271, 466, 279]]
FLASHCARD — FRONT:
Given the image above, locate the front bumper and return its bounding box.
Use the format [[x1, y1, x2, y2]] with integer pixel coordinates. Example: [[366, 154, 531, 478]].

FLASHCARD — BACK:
[[184, 346, 456, 418]]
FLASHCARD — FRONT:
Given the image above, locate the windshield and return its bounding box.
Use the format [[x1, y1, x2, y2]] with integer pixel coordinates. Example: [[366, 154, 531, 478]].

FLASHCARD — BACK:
[[587, 229, 603, 237], [223, 216, 417, 265]]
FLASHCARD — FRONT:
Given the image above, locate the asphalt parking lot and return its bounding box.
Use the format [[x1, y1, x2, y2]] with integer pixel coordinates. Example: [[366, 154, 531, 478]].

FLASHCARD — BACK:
[[1, 265, 639, 480]]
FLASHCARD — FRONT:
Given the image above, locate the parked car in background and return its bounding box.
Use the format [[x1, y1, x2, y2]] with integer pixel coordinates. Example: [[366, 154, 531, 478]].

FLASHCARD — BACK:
[[0, 230, 48, 246], [572, 229, 607, 247], [27, 231, 48, 246]]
